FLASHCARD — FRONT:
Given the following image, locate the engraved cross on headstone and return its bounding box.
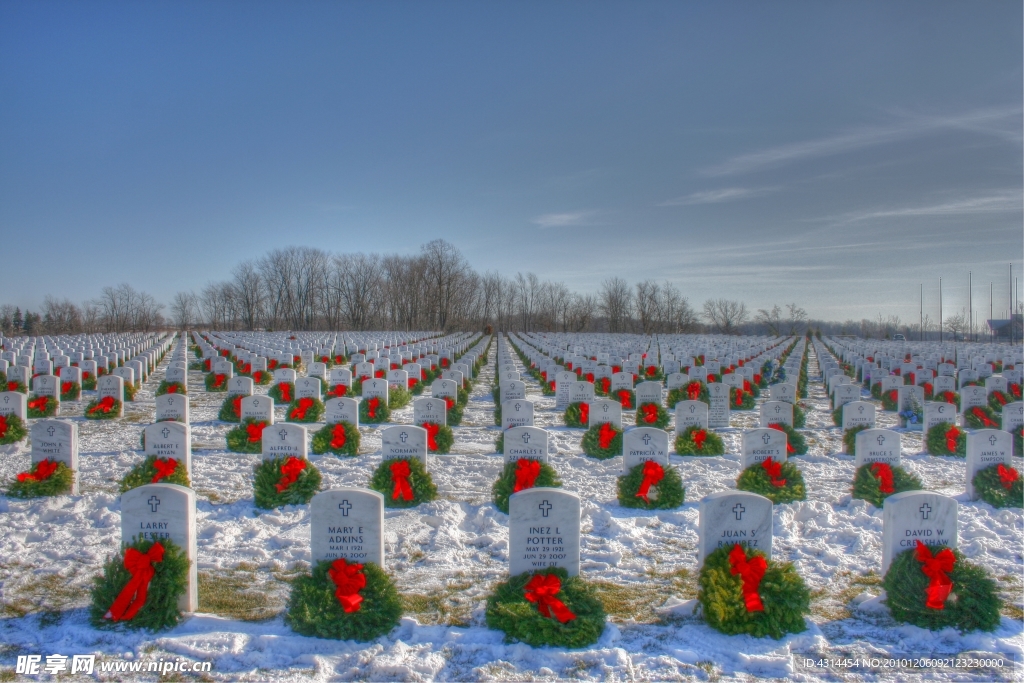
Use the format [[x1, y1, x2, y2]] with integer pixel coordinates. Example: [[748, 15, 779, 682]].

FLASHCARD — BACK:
[[161, 427, 170, 438], [877, 435, 886, 445], [47, 426, 55, 437], [733, 503, 745, 520], [762, 433, 771, 444], [339, 500, 351, 516], [642, 434, 651, 445], [989, 435, 998, 446], [521, 432, 530, 443], [148, 496, 161, 513], [515, 403, 521, 412], [279, 429, 288, 441], [399, 432, 408, 443], [539, 500, 552, 517], [919, 503, 932, 520]]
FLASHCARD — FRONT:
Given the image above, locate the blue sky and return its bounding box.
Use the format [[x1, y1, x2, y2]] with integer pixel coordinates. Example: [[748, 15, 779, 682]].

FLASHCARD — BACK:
[[1, 1, 1021, 322]]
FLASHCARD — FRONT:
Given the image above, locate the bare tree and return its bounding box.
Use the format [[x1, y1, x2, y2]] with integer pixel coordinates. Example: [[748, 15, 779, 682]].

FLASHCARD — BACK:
[[41, 296, 83, 334], [231, 260, 264, 330], [702, 298, 748, 334], [599, 277, 633, 332], [634, 280, 660, 334], [785, 303, 808, 335], [945, 309, 969, 341], [755, 305, 783, 336]]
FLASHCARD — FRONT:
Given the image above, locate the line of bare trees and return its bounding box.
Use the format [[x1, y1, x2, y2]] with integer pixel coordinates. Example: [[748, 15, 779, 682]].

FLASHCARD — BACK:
[[1, 239, 821, 337]]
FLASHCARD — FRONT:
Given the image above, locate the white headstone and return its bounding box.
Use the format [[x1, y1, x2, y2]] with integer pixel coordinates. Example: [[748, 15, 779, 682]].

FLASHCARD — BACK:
[[881, 491, 957, 572], [588, 399, 622, 428], [707, 383, 730, 428], [698, 490, 772, 567], [380, 425, 427, 465], [508, 488, 580, 577], [413, 397, 447, 427], [502, 399, 534, 431], [155, 393, 189, 423], [965, 430, 1012, 499], [144, 422, 192, 473], [854, 428, 901, 466], [842, 401, 876, 432], [622, 427, 669, 473], [262, 424, 308, 460], [759, 401, 793, 428], [310, 488, 384, 567], [504, 426, 549, 464], [31, 419, 78, 494], [674, 400, 709, 433], [324, 397, 359, 426], [741, 428, 787, 469]]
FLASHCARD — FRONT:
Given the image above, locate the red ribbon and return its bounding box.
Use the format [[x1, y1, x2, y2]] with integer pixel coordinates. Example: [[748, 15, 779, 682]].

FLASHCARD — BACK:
[[329, 384, 348, 397], [17, 458, 58, 482], [166, 384, 178, 394], [523, 574, 576, 623], [617, 390, 633, 409], [941, 391, 956, 405], [578, 402, 589, 425], [0, 415, 7, 439], [646, 366, 656, 376], [390, 460, 414, 500], [692, 429, 707, 450], [278, 383, 292, 402], [246, 420, 267, 442], [443, 396, 455, 412], [944, 426, 961, 453], [329, 423, 347, 449], [871, 462, 895, 494], [753, 374, 761, 385], [728, 544, 767, 612], [998, 463, 1019, 490], [686, 382, 701, 401], [971, 407, 996, 427], [636, 461, 664, 503], [762, 457, 786, 487], [888, 390, 898, 404], [7, 381, 19, 392], [275, 456, 307, 492], [599, 378, 610, 394], [328, 558, 366, 613], [231, 396, 243, 418], [28, 396, 49, 412], [994, 392, 1008, 406], [513, 458, 541, 492], [61, 381, 73, 394], [89, 396, 116, 414], [597, 422, 617, 449], [734, 390, 744, 407], [768, 424, 794, 454], [212, 374, 226, 388], [366, 396, 380, 419], [641, 404, 659, 424], [586, 373, 594, 383], [423, 422, 441, 451], [151, 458, 178, 483], [914, 540, 955, 610], [290, 397, 315, 420], [1011, 384, 1022, 398], [105, 542, 165, 622], [923, 382, 933, 396]]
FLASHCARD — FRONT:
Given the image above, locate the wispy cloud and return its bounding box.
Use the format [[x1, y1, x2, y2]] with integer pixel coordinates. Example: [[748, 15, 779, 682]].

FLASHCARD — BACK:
[[532, 211, 596, 229], [658, 186, 780, 206], [703, 106, 1022, 177], [822, 190, 1022, 224]]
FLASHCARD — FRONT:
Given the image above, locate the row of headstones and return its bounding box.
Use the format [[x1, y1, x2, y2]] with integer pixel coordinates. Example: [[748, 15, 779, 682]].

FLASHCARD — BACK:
[[197, 330, 453, 364], [1, 331, 173, 375], [121, 477, 961, 615]]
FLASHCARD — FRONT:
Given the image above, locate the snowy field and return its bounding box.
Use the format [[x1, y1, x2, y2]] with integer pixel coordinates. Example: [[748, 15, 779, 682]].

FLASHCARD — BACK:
[[0, 337, 1021, 681]]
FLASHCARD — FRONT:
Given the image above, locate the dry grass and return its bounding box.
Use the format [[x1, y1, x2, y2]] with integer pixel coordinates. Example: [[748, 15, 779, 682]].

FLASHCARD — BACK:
[[998, 573, 1024, 620], [401, 574, 477, 627], [810, 569, 883, 622], [0, 562, 91, 626], [197, 566, 287, 621], [589, 567, 695, 623]]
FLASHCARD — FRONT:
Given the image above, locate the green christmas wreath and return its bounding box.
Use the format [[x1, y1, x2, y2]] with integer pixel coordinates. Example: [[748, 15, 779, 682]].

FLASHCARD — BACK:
[[729, 387, 755, 411], [6, 379, 28, 394], [793, 404, 806, 429], [119, 455, 191, 493], [85, 396, 122, 420], [81, 374, 96, 391], [736, 459, 806, 504], [581, 423, 622, 460], [26, 395, 58, 418], [251, 370, 272, 385], [697, 544, 810, 639], [843, 424, 870, 455], [667, 381, 710, 408], [60, 381, 81, 401], [612, 389, 636, 410], [226, 417, 269, 454], [0, 413, 28, 445], [368, 457, 437, 508], [492, 459, 562, 514], [204, 372, 229, 392], [1014, 426, 1023, 458], [89, 536, 190, 632], [925, 422, 966, 456], [218, 394, 244, 423], [156, 381, 186, 397], [310, 422, 361, 457], [617, 460, 684, 509], [485, 568, 606, 648], [268, 382, 295, 405], [765, 423, 807, 456], [883, 544, 1001, 632], [7, 460, 74, 498], [880, 389, 900, 411], [674, 425, 725, 456], [254, 456, 322, 509], [965, 406, 1000, 430], [358, 396, 391, 424], [851, 462, 922, 507], [286, 397, 325, 423], [973, 463, 1022, 508], [421, 422, 454, 455], [285, 560, 402, 640], [563, 402, 589, 428], [635, 403, 670, 430], [388, 386, 412, 410]]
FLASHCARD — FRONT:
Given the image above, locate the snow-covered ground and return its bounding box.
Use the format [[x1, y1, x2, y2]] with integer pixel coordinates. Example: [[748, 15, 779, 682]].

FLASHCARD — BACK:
[[0, 338, 1021, 681]]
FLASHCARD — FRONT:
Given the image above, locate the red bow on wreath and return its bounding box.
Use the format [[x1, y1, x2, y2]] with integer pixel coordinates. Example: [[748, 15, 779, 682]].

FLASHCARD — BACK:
[[275, 456, 307, 492], [597, 422, 617, 449], [635, 461, 664, 504], [61, 381, 72, 394], [231, 396, 243, 418], [914, 540, 954, 610], [329, 384, 348, 397], [211, 374, 225, 388], [513, 458, 541, 493], [734, 390, 744, 407], [0, 415, 8, 438], [970, 407, 997, 427], [328, 558, 366, 613], [166, 384, 178, 394], [687, 382, 701, 401], [290, 397, 315, 420], [640, 404, 659, 424], [997, 463, 1019, 490], [728, 544, 767, 612], [28, 396, 48, 412], [941, 391, 956, 404], [443, 397, 455, 412], [578, 402, 589, 425], [523, 573, 576, 623], [423, 422, 441, 451], [617, 390, 633, 409], [761, 457, 786, 488], [993, 392, 1008, 406], [366, 397, 381, 419], [390, 460, 414, 501], [692, 429, 707, 450], [944, 426, 962, 452], [329, 424, 347, 450], [17, 459, 58, 482], [105, 542, 165, 622], [246, 421, 267, 442], [278, 384, 292, 402], [151, 458, 178, 483], [89, 396, 116, 414], [871, 462, 895, 494]]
